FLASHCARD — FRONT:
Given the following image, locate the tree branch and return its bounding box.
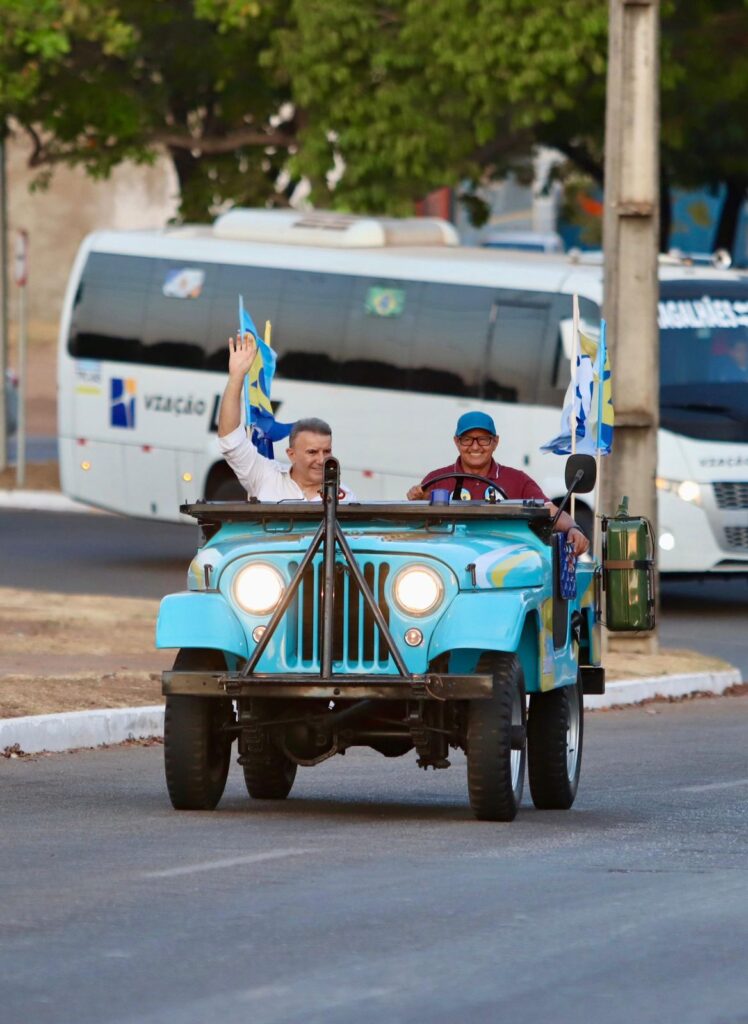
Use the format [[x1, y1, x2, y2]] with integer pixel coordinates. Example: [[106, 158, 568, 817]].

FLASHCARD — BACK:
[[21, 124, 298, 168], [155, 126, 296, 153], [549, 139, 604, 185]]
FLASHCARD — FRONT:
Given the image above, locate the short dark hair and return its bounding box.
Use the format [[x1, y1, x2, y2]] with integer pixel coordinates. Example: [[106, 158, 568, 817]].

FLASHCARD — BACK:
[[289, 417, 332, 446]]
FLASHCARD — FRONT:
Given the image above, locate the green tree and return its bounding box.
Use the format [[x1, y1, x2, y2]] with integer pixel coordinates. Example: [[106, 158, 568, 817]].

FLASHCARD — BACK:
[[660, 0, 748, 252], [0, 0, 293, 221], [274, 0, 607, 217], [274, 0, 747, 254]]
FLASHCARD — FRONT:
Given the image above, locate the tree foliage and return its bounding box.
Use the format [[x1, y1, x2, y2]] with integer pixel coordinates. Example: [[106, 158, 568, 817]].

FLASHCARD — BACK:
[[660, 0, 748, 249], [274, 0, 748, 249], [0, 0, 292, 220], [274, 0, 608, 214], [1, 0, 746, 249]]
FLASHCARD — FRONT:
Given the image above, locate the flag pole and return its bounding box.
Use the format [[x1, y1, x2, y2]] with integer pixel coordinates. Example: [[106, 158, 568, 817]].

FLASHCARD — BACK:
[[593, 318, 607, 559], [570, 294, 580, 521], [239, 295, 252, 437]]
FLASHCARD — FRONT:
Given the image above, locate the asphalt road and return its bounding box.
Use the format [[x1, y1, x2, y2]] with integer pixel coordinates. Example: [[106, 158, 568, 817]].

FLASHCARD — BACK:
[[2, 509, 747, 677], [1, 698, 747, 1024]]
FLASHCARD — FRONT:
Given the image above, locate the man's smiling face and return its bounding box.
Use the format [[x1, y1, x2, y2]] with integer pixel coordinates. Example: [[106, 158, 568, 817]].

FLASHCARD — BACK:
[[454, 429, 499, 474], [287, 431, 333, 487]]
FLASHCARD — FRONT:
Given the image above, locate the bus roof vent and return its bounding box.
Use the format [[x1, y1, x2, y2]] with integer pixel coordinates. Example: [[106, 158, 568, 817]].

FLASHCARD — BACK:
[[212, 208, 459, 248]]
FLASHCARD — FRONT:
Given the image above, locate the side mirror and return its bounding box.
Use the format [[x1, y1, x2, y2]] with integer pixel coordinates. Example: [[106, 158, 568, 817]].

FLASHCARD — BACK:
[[565, 454, 597, 495]]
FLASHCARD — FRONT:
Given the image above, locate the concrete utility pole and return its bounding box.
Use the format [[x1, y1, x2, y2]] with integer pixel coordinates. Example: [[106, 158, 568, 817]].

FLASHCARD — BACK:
[[602, 0, 660, 653]]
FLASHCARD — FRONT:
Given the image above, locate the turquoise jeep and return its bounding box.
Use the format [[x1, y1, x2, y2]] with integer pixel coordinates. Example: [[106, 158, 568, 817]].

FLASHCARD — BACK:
[[157, 455, 636, 821]]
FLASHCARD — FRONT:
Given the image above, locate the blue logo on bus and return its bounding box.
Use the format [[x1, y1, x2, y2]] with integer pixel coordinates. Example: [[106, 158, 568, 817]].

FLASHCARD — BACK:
[[110, 378, 136, 429]]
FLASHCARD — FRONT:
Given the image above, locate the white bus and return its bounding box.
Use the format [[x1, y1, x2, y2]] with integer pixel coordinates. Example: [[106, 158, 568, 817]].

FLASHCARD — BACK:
[[58, 209, 748, 575]]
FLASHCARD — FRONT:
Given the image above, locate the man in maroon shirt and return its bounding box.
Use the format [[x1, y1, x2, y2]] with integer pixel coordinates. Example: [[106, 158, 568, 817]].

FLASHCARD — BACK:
[[407, 411, 589, 556]]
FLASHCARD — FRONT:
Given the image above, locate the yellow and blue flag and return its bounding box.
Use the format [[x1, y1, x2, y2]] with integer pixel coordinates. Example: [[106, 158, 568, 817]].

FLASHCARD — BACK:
[[541, 318, 613, 456], [239, 296, 293, 458]]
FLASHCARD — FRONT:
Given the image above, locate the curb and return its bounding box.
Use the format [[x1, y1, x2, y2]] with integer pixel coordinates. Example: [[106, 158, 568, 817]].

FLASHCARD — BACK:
[[1, 705, 165, 755], [1, 669, 743, 755], [584, 667, 742, 710], [0, 490, 103, 514]]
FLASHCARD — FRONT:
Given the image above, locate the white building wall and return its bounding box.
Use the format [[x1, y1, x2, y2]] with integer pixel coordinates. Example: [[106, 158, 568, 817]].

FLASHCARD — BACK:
[[7, 130, 179, 327]]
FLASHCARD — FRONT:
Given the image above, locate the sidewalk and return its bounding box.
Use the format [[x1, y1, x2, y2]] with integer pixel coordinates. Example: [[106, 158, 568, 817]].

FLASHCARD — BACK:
[[0, 488, 101, 513]]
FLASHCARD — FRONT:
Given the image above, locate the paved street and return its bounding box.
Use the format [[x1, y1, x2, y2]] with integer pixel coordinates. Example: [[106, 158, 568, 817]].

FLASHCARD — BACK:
[[2, 509, 747, 677], [1, 698, 747, 1024]]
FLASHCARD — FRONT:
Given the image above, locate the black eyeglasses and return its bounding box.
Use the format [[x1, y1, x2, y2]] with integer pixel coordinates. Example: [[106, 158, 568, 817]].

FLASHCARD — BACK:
[[457, 435, 495, 448]]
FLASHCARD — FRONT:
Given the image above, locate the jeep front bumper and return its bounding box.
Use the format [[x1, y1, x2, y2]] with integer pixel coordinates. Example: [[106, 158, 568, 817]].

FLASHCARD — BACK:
[[162, 671, 494, 701]]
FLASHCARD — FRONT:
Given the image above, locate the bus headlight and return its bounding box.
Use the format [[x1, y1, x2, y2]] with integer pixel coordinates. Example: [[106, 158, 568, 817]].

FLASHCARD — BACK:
[[656, 478, 702, 506], [392, 564, 444, 617], [233, 563, 285, 615]]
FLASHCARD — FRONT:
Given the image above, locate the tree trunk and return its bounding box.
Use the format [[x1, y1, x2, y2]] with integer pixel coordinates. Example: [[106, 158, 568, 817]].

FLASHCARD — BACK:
[[712, 177, 748, 256], [169, 147, 208, 223]]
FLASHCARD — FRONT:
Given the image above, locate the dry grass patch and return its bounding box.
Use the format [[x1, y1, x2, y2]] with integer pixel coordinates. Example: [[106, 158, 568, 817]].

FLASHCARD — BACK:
[[604, 646, 734, 681], [0, 588, 159, 657], [0, 588, 169, 718]]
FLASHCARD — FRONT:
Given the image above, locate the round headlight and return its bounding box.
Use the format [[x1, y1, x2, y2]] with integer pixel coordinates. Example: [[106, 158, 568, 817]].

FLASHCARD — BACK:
[[233, 562, 285, 615], [392, 564, 444, 617]]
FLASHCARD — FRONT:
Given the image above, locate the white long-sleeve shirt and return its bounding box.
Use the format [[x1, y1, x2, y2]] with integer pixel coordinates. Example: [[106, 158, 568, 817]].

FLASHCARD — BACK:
[[218, 426, 357, 502]]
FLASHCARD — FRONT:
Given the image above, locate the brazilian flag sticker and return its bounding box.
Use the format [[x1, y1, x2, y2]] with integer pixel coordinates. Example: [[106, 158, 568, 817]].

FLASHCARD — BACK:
[[365, 287, 406, 317]]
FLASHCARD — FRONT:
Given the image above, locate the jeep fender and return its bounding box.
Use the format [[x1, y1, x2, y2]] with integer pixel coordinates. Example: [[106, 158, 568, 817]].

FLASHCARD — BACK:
[[156, 592, 248, 659], [428, 590, 537, 663]]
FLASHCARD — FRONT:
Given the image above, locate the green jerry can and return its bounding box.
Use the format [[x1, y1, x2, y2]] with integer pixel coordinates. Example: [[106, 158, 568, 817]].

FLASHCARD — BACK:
[[602, 497, 656, 631]]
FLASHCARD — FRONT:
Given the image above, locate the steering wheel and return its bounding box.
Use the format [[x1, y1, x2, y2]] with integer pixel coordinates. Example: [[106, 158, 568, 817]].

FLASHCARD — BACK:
[[423, 472, 508, 502]]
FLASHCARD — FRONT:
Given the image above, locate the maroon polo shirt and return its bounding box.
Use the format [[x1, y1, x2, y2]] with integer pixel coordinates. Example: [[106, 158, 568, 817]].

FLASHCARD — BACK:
[[421, 458, 548, 502]]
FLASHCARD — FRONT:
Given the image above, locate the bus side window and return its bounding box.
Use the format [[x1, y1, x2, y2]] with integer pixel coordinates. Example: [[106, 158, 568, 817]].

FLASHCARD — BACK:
[[547, 296, 602, 397], [341, 277, 419, 391], [412, 281, 495, 397], [484, 294, 552, 404], [67, 253, 149, 365], [210, 264, 283, 373], [272, 269, 352, 385]]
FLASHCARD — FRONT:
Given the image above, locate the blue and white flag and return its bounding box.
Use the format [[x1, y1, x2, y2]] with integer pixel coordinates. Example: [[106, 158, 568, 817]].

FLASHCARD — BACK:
[[239, 296, 293, 458], [541, 319, 614, 456]]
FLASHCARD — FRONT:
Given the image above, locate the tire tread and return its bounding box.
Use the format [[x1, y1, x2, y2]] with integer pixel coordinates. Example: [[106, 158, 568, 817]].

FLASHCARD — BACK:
[[466, 653, 526, 822]]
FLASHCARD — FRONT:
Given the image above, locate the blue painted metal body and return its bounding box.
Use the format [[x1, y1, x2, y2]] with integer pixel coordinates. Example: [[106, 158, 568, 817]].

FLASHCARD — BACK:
[[157, 511, 601, 693]]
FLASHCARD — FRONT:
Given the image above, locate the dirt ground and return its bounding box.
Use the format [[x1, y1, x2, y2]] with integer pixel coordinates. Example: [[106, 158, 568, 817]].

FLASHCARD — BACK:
[[0, 588, 170, 718], [0, 585, 737, 719]]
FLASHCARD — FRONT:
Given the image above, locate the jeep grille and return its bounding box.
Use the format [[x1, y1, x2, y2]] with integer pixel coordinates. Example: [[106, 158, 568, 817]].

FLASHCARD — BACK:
[[286, 558, 392, 669]]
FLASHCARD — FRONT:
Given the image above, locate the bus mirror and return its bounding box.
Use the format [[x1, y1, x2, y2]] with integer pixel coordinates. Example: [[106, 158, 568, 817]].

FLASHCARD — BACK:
[[565, 454, 596, 495]]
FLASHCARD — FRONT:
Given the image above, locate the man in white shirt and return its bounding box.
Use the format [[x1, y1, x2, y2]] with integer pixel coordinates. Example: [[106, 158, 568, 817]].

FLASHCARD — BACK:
[[217, 332, 356, 502]]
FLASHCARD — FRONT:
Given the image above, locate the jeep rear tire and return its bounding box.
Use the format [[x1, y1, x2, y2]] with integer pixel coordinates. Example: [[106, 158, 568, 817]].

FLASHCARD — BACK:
[[243, 747, 297, 800], [164, 649, 234, 810], [466, 654, 526, 821], [527, 673, 584, 810]]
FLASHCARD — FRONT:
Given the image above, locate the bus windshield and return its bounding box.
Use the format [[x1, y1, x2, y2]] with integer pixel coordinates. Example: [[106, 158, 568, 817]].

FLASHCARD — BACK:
[[659, 281, 748, 442]]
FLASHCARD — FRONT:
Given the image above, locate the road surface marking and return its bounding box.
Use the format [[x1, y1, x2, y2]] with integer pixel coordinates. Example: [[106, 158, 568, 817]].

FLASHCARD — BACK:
[[680, 778, 748, 793], [142, 847, 315, 878]]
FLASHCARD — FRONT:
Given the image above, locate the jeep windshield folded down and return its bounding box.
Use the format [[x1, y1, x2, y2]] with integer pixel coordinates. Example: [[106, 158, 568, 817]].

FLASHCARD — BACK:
[[157, 455, 653, 821]]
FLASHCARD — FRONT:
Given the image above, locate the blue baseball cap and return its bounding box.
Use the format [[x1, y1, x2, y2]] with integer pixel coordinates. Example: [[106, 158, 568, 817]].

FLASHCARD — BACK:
[[455, 411, 497, 436]]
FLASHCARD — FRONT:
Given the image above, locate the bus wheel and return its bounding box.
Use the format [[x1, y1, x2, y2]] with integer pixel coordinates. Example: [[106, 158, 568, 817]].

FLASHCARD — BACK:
[[242, 746, 297, 800], [204, 471, 242, 503], [164, 649, 234, 810], [466, 654, 526, 821], [527, 673, 584, 810]]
